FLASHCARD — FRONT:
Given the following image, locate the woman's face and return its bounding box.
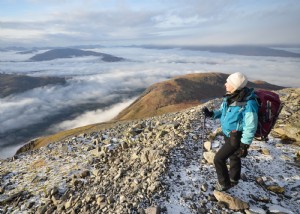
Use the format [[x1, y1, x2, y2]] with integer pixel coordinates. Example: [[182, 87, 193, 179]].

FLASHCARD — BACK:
[[225, 82, 235, 94]]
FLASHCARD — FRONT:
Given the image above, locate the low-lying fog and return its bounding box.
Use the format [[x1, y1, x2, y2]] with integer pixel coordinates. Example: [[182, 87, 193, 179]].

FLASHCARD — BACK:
[[0, 46, 299, 158]]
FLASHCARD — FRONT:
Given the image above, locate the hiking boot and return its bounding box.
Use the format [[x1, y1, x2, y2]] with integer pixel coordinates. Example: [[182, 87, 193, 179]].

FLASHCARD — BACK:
[[214, 182, 231, 191], [230, 179, 239, 186]]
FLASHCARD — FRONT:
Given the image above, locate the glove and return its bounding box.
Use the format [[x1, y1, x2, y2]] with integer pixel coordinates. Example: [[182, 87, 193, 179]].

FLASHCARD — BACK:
[[236, 143, 250, 158], [202, 107, 213, 118]]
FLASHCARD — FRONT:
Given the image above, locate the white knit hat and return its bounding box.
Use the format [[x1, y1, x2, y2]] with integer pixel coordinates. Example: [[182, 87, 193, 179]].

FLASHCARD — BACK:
[[226, 72, 248, 91]]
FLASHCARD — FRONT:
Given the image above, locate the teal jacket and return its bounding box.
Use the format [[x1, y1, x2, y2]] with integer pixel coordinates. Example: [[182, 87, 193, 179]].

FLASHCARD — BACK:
[[213, 88, 259, 145]]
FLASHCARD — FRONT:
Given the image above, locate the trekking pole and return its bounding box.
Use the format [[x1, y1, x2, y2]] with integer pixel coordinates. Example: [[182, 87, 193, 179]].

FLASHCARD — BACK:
[[199, 112, 206, 190], [202, 114, 206, 142], [201, 113, 206, 161]]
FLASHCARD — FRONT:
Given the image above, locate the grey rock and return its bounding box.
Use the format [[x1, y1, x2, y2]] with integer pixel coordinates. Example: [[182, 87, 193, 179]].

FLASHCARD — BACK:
[[145, 206, 160, 214], [51, 196, 61, 206], [214, 190, 249, 210], [201, 183, 208, 192], [114, 169, 125, 180], [0, 187, 4, 194], [204, 141, 212, 151], [64, 196, 74, 209], [107, 195, 115, 204], [79, 170, 90, 178], [203, 151, 215, 164], [36, 205, 48, 214]]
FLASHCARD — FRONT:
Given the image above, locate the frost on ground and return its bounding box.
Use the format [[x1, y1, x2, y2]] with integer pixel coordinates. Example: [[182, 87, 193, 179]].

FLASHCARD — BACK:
[[0, 91, 299, 213], [155, 115, 300, 214]]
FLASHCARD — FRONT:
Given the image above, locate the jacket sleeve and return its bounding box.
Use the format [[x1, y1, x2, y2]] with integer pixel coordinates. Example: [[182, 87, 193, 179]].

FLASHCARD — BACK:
[[213, 102, 224, 119], [241, 100, 259, 145]]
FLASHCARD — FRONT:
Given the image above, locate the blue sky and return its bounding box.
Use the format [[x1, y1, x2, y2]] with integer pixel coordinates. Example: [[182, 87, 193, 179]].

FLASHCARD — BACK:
[[1, 0, 300, 47]]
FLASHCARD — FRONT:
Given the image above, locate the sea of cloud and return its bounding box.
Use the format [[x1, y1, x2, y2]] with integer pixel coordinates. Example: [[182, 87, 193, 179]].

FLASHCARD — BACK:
[[0, 46, 299, 158]]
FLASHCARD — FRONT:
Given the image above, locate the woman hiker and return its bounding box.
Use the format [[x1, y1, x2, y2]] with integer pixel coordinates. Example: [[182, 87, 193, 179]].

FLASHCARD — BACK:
[[202, 72, 259, 191]]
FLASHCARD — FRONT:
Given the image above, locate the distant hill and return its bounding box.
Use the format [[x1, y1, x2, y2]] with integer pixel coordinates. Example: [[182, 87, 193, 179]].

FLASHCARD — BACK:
[[115, 72, 285, 120], [0, 73, 66, 98], [29, 48, 125, 62], [18, 50, 38, 54], [141, 45, 300, 58], [183, 46, 300, 57]]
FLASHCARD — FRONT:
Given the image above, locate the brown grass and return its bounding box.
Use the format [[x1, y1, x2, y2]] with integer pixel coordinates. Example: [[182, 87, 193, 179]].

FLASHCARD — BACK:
[[30, 159, 46, 169]]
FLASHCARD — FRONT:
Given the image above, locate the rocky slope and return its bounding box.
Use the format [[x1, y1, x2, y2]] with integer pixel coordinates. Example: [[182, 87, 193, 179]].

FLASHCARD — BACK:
[[273, 88, 300, 144], [0, 88, 299, 214]]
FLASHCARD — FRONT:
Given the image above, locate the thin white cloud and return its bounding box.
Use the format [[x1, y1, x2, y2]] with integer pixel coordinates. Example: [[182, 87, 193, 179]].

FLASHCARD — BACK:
[[49, 97, 137, 132], [153, 14, 205, 28], [1, 0, 300, 46], [0, 29, 45, 40]]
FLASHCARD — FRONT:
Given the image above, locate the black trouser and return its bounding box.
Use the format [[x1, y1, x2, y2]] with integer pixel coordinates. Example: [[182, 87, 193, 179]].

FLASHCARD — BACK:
[[214, 135, 241, 186]]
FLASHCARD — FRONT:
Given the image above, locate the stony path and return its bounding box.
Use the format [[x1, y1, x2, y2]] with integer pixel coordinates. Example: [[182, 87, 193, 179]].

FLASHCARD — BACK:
[[152, 104, 300, 214], [152, 114, 222, 213], [156, 119, 205, 213]]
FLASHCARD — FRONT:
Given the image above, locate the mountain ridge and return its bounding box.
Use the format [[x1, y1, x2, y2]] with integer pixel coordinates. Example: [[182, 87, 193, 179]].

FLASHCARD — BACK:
[[15, 72, 287, 155], [115, 72, 285, 121]]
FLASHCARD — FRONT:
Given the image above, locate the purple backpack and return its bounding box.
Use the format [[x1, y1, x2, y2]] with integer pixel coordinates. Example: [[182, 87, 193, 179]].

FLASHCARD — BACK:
[[254, 90, 283, 141]]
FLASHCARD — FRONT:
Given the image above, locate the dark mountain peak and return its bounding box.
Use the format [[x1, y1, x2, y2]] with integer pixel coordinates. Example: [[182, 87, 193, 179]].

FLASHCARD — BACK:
[[29, 48, 125, 62]]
